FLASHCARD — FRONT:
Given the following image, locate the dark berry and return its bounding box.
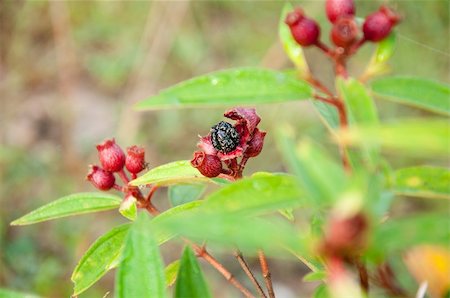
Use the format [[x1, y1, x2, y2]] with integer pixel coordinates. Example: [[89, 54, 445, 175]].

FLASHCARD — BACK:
[[326, 0, 355, 23], [330, 16, 358, 48], [210, 121, 240, 153], [86, 165, 116, 191], [125, 145, 146, 174], [96, 138, 126, 172], [285, 9, 320, 47], [363, 6, 400, 42], [191, 151, 222, 178]]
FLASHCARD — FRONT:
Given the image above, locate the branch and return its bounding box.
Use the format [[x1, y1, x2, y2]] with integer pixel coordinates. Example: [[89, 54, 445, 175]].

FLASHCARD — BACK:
[[258, 250, 275, 298], [234, 250, 267, 298]]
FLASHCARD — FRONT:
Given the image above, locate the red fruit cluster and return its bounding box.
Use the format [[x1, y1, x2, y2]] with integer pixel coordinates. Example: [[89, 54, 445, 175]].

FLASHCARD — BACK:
[[87, 138, 146, 191], [191, 107, 266, 178], [286, 0, 400, 52]]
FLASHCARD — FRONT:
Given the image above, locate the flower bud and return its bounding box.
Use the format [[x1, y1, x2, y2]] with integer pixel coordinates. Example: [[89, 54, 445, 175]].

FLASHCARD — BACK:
[[363, 6, 400, 42], [86, 165, 115, 191], [326, 0, 355, 24], [96, 138, 126, 172], [191, 151, 222, 178], [330, 16, 358, 48], [245, 129, 266, 158], [285, 9, 320, 47], [125, 145, 146, 174]]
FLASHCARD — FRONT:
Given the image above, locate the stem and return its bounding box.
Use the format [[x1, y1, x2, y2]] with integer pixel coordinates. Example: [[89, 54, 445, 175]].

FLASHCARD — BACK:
[[113, 184, 124, 192], [258, 250, 275, 298], [375, 263, 409, 298], [118, 169, 130, 184], [354, 259, 369, 294], [306, 76, 333, 97], [192, 244, 255, 298], [234, 250, 267, 298], [314, 40, 334, 58], [146, 185, 159, 201]]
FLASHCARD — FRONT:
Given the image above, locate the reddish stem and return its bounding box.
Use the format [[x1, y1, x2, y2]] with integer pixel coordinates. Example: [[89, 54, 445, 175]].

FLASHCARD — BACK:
[[118, 169, 130, 184], [354, 258, 369, 293], [234, 250, 267, 298], [258, 250, 275, 298], [314, 40, 334, 58]]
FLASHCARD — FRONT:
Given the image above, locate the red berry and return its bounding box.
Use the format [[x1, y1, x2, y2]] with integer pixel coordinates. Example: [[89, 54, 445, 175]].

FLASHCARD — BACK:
[[245, 128, 266, 158], [326, 0, 355, 23], [285, 9, 320, 47], [86, 165, 116, 191], [330, 16, 358, 48], [96, 138, 126, 172], [363, 6, 400, 42], [191, 151, 222, 178], [320, 213, 369, 258], [125, 145, 146, 174]]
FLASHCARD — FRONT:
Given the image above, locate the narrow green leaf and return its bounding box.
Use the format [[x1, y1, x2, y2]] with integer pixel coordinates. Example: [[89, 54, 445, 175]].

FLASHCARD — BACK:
[[277, 128, 347, 206], [335, 119, 449, 158], [175, 247, 212, 298], [303, 271, 327, 282], [115, 213, 167, 298], [313, 284, 330, 298], [152, 201, 203, 245], [279, 3, 309, 76], [0, 288, 41, 298], [165, 260, 180, 287], [11, 192, 122, 226], [311, 100, 339, 130], [202, 173, 304, 216], [371, 76, 450, 115], [135, 68, 313, 110], [169, 184, 206, 207], [337, 77, 380, 170], [72, 224, 130, 296], [159, 211, 305, 255], [373, 32, 396, 64], [130, 160, 209, 187], [393, 166, 450, 199], [368, 213, 450, 260]]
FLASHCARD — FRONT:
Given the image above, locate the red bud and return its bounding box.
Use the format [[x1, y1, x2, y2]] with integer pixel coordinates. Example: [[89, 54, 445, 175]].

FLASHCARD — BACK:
[[96, 138, 126, 172], [125, 145, 146, 174], [86, 165, 115, 191], [326, 0, 355, 23], [191, 151, 222, 178]]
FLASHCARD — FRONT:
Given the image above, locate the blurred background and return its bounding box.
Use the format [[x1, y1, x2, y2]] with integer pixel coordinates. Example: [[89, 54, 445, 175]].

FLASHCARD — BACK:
[[0, 1, 448, 297]]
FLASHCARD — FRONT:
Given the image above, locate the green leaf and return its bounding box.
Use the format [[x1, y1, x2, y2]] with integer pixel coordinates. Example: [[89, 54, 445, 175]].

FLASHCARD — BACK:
[[130, 160, 209, 187], [115, 213, 167, 298], [165, 260, 180, 287], [119, 195, 137, 221], [72, 224, 130, 296], [303, 271, 327, 282], [312, 100, 339, 130], [371, 76, 450, 115], [175, 247, 212, 298], [0, 288, 41, 298], [152, 201, 203, 245], [373, 32, 396, 64], [392, 166, 450, 199], [279, 3, 309, 76], [335, 119, 449, 158], [135, 68, 313, 110], [368, 213, 450, 260], [202, 173, 304, 216], [159, 211, 305, 255], [337, 77, 380, 170], [11, 192, 122, 226], [169, 184, 206, 207], [277, 128, 347, 206], [312, 284, 330, 298]]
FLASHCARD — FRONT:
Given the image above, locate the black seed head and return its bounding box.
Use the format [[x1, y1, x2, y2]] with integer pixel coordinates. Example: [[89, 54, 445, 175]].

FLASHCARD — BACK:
[[210, 121, 240, 153]]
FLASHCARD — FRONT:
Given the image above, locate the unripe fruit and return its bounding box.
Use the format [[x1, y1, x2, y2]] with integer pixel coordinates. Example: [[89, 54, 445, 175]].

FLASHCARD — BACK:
[[326, 0, 355, 23], [285, 9, 320, 47], [363, 6, 400, 42], [330, 16, 358, 48], [96, 138, 126, 172], [125, 145, 146, 174], [86, 165, 115, 191], [191, 151, 222, 178], [245, 128, 266, 158]]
